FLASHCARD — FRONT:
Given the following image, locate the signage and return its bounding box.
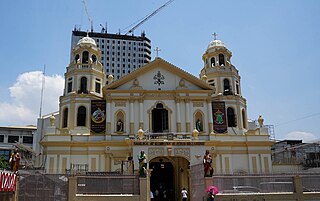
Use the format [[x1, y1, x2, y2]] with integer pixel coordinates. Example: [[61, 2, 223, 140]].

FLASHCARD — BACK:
[[90, 100, 106, 133]]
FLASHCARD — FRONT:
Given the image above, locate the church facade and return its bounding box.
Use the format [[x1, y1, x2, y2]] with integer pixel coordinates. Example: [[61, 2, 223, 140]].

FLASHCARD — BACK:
[[36, 34, 273, 197]]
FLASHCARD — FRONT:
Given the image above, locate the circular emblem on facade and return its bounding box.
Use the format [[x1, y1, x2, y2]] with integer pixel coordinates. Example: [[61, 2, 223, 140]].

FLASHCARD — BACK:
[[91, 108, 105, 123]]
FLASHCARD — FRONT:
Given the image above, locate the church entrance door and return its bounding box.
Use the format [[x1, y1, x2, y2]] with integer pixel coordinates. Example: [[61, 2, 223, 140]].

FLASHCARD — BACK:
[[150, 156, 189, 201], [152, 103, 168, 133], [150, 160, 174, 201]]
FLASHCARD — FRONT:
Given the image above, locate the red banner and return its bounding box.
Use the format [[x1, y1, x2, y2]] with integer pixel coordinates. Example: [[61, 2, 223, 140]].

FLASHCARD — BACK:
[[212, 101, 227, 134], [0, 171, 17, 192]]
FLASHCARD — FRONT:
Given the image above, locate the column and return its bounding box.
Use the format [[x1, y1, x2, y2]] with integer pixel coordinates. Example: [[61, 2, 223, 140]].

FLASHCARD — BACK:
[[106, 101, 111, 135], [139, 100, 144, 129], [185, 99, 190, 133], [176, 100, 181, 132], [207, 101, 213, 133], [130, 100, 134, 134]]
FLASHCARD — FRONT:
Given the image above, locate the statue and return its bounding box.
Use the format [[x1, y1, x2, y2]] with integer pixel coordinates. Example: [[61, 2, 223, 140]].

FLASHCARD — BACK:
[[116, 119, 123, 132], [196, 119, 203, 132], [258, 115, 264, 127], [203, 150, 213, 177], [138, 150, 147, 177], [9, 149, 20, 172]]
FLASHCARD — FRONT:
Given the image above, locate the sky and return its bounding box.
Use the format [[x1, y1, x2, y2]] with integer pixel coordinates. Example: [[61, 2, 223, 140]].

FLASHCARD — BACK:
[[0, 0, 319, 142]]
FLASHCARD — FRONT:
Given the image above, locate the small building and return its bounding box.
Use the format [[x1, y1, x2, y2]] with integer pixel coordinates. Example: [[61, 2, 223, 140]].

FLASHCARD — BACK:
[[0, 126, 36, 169]]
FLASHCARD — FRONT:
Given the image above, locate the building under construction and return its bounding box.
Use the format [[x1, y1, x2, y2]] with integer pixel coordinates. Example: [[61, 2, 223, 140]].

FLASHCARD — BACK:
[[272, 140, 320, 169]]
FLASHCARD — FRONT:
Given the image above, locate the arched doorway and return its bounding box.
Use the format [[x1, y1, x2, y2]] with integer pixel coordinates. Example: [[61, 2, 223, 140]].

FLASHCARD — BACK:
[[150, 156, 190, 201], [150, 160, 174, 200], [152, 103, 168, 133]]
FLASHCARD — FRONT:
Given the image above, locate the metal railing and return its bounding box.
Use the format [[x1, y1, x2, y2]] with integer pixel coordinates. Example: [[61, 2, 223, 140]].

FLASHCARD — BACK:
[[77, 175, 140, 195]]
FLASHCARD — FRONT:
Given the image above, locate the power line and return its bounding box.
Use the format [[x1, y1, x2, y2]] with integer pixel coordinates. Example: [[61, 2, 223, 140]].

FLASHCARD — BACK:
[[275, 112, 320, 127]]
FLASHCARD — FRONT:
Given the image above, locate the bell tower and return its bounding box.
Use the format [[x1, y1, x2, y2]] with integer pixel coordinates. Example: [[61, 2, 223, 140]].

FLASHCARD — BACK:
[[200, 34, 248, 134], [59, 34, 106, 131]]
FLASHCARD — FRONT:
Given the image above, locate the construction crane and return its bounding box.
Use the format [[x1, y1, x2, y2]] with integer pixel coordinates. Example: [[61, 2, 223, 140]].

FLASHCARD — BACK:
[[124, 0, 174, 35], [82, 0, 93, 32]]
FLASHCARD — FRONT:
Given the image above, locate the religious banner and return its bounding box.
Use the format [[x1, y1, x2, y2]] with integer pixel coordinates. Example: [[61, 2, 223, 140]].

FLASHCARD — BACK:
[[91, 100, 106, 133], [212, 101, 227, 133], [0, 171, 17, 192]]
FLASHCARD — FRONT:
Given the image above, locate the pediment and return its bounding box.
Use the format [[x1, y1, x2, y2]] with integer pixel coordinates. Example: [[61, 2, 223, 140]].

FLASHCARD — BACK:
[[103, 58, 214, 92]]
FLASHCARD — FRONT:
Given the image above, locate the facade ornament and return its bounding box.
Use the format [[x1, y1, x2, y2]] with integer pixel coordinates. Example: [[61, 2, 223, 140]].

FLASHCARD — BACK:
[[153, 71, 165, 90], [108, 74, 114, 83], [50, 114, 55, 126], [258, 115, 264, 127], [133, 78, 139, 87], [137, 127, 145, 140], [130, 78, 143, 90], [192, 127, 199, 140]]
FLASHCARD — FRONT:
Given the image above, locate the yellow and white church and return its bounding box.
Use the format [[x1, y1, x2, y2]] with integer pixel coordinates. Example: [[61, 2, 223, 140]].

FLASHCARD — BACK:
[[36, 34, 273, 196]]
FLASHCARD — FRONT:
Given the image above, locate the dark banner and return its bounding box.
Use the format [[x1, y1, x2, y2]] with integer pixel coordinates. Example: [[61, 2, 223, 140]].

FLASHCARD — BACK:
[[91, 100, 106, 133], [212, 101, 227, 134]]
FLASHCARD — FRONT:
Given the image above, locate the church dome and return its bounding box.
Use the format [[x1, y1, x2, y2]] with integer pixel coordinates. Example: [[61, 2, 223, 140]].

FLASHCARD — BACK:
[[77, 35, 97, 46], [207, 39, 225, 49]]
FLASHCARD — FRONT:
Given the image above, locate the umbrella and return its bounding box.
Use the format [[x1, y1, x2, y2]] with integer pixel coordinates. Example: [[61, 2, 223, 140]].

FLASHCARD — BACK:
[[206, 185, 219, 195]]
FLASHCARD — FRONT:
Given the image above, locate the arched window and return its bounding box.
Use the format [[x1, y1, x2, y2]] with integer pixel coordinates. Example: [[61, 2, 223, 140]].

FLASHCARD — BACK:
[[227, 107, 236, 127], [210, 57, 215, 67], [156, 103, 164, 109], [77, 106, 86, 126], [236, 81, 240, 95], [242, 109, 247, 129], [82, 51, 89, 64], [223, 79, 231, 95], [63, 108, 68, 128], [219, 54, 225, 66], [80, 77, 87, 93], [75, 54, 80, 63]]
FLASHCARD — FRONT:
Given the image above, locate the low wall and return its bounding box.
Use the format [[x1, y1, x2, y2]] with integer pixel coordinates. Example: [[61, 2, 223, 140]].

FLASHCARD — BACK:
[[214, 192, 320, 201], [75, 194, 140, 201]]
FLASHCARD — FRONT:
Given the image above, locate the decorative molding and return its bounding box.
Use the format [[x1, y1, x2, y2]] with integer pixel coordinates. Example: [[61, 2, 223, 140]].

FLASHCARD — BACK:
[[174, 148, 190, 160], [115, 102, 126, 107], [193, 102, 204, 107], [145, 93, 175, 98], [148, 148, 164, 159]]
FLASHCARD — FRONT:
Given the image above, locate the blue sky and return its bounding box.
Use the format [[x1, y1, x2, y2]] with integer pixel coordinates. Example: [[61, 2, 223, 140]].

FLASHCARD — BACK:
[[0, 0, 319, 141]]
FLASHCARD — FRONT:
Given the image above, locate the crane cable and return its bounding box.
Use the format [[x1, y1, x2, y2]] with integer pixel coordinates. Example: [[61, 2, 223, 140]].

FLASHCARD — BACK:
[[122, 0, 174, 35]]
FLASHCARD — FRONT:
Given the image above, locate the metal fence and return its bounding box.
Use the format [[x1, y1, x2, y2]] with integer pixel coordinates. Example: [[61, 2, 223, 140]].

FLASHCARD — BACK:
[[18, 173, 69, 201], [212, 173, 320, 194], [77, 175, 140, 195]]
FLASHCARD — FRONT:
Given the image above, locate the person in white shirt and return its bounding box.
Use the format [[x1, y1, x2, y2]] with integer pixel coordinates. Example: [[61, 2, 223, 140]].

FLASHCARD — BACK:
[[181, 188, 188, 201]]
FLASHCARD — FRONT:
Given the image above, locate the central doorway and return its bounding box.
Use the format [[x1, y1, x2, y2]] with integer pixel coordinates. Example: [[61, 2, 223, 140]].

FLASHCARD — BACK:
[[149, 156, 190, 201], [150, 160, 174, 201]]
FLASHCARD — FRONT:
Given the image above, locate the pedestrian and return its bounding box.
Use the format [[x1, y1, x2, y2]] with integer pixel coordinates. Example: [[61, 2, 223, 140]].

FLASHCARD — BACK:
[[150, 191, 154, 201], [181, 187, 188, 201], [207, 189, 215, 201]]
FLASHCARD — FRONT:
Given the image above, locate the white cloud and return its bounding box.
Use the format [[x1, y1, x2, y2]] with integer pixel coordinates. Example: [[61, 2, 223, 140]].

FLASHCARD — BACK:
[[285, 131, 317, 143], [0, 71, 64, 126]]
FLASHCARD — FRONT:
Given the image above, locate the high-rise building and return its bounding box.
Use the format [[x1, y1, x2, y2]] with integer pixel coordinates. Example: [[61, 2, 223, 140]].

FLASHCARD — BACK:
[[71, 30, 151, 81]]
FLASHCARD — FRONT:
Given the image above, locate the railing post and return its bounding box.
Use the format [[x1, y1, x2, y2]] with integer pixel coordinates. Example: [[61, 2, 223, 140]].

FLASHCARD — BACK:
[[68, 176, 77, 201], [293, 175, 304, 201]]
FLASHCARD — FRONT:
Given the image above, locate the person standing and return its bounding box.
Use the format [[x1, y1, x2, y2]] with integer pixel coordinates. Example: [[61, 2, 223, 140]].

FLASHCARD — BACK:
[[181, 188, 188, 201]]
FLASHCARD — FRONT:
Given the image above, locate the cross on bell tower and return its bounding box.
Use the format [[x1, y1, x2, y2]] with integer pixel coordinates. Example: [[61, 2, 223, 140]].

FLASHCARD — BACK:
[[212, 32, 218, 40]]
